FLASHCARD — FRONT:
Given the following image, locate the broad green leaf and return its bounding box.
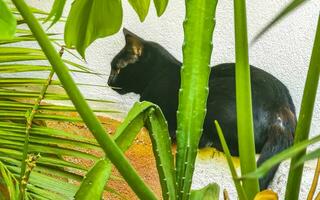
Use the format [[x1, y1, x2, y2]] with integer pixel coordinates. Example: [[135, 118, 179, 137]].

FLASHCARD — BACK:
[[153, 0, 168, 16], [45, 0, 67, 28], [128, 0, 150, 22], [252, 0, 308, 43], [65, 0, 123, 58], [75, 159, 112, 199], [0, 0, 16, 39], [215, 121, 248, 200], [190, 183, 220, 200]]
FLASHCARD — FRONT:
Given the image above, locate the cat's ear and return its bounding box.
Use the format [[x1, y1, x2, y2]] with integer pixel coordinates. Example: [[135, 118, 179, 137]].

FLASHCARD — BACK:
[[123, 28, 143, 56]]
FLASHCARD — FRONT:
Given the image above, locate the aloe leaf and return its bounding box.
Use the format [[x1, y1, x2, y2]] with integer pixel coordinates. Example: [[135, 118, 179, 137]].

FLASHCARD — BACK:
[[190, 183, 219, 200], [153, 0, 168, 16], [128, 0, 150, 22], [176, 0, 218, 199], [252, 0, 308, 44], [215, 121, 247, 200], [145, 105, 176, 200], [64, 0, 123, 58], [0, 0, 16, 40], [75, 159, 112, 200], [76, 102, 175, 200], [114, 102, 176, 200]]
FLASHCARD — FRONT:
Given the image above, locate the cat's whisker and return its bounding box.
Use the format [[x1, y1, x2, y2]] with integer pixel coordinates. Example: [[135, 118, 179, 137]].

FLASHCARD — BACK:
[[108, 86, 122, 90]]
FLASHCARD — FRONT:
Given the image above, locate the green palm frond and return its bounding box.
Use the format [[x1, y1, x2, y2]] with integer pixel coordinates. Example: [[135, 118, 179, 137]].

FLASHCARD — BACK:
[[0, 4, 118, 199]]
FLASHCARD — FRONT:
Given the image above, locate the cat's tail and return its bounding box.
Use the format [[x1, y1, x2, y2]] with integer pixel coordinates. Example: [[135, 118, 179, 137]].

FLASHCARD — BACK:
[[257, 106, 296, 190]]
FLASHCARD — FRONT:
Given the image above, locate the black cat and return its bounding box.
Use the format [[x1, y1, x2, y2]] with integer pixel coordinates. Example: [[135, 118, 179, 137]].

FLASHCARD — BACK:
[[108, 29, 297, 190]]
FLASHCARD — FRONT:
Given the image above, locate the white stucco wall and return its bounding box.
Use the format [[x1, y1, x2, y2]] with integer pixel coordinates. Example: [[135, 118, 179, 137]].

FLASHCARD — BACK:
[[25, 0, 320, 199]]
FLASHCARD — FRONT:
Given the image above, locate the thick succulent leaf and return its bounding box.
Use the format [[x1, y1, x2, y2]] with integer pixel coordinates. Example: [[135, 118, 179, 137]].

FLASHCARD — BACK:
[[153, 0, 168, 16], [0, 0, 16, 39], [252, 0, 308, 43], [65, 0, 123, 58], [176, 0, 218, 199], [128, 0, 150, 22], [114, 101, 176, 200], [81, 101, 176, 199], [144, 104, 176, 200], [75, 159, 112, 199], [44, 0, 67, 28], [190, 183, 220, 200]]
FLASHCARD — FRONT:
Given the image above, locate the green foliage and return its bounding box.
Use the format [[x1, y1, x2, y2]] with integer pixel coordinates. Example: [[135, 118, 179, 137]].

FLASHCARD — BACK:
[[44, 0, 67, 28], [75, 159, 112, 200], [153, 0, 169, 16], [175, 0, 218, 199], [252, 0, 308, 43], [64, 0, 169, 58], [0, 161, 20, 200], [113, 102, 176, 200], [190, 183, 220, 200], [285, 14, 320, 200], [1, 0, 319, 199], [0, 0, 16, 39], [128, 0, 151, 21], [0, 2, 118, 199], [248, 1, 320, 199], [215, 121, 247, 200], [233, 0, 259, 196], [242, 134, 320, 179], [64, 0, 123, 58], [10, 1, 161, 199]]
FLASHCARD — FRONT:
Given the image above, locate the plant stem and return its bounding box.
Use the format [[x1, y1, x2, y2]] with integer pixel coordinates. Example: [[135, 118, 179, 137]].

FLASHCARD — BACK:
[[307, 159, 320, 200], [233, 0, 259, 197], [11, 1, 157, 199], [285, 14, 320, 200], [19, 69, 54, 200], [176, 0, 217, 199]]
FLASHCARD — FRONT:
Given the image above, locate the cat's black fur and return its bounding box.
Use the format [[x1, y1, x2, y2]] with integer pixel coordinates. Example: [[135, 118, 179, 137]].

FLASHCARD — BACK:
[[108, 29, 297, 190]]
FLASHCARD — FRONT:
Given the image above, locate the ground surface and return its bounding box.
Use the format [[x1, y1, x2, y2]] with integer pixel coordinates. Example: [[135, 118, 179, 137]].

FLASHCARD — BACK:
[[48, 115, 162, 200]]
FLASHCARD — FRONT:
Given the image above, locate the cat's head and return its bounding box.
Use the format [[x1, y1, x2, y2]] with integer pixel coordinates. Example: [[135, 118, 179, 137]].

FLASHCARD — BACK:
[[108, 28, 150, 95]]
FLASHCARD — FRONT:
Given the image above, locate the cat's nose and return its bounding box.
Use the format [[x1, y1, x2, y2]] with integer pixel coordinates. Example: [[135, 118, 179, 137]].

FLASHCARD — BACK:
[[107, 70, 117, 86]]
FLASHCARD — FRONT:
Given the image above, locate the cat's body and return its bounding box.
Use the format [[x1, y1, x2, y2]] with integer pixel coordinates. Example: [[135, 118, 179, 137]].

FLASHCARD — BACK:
[[108, 29, 297, 190]]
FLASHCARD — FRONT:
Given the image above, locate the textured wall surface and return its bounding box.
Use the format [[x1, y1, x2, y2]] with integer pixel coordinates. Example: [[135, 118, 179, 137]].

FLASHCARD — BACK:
[[26, 0, 320, 199]]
